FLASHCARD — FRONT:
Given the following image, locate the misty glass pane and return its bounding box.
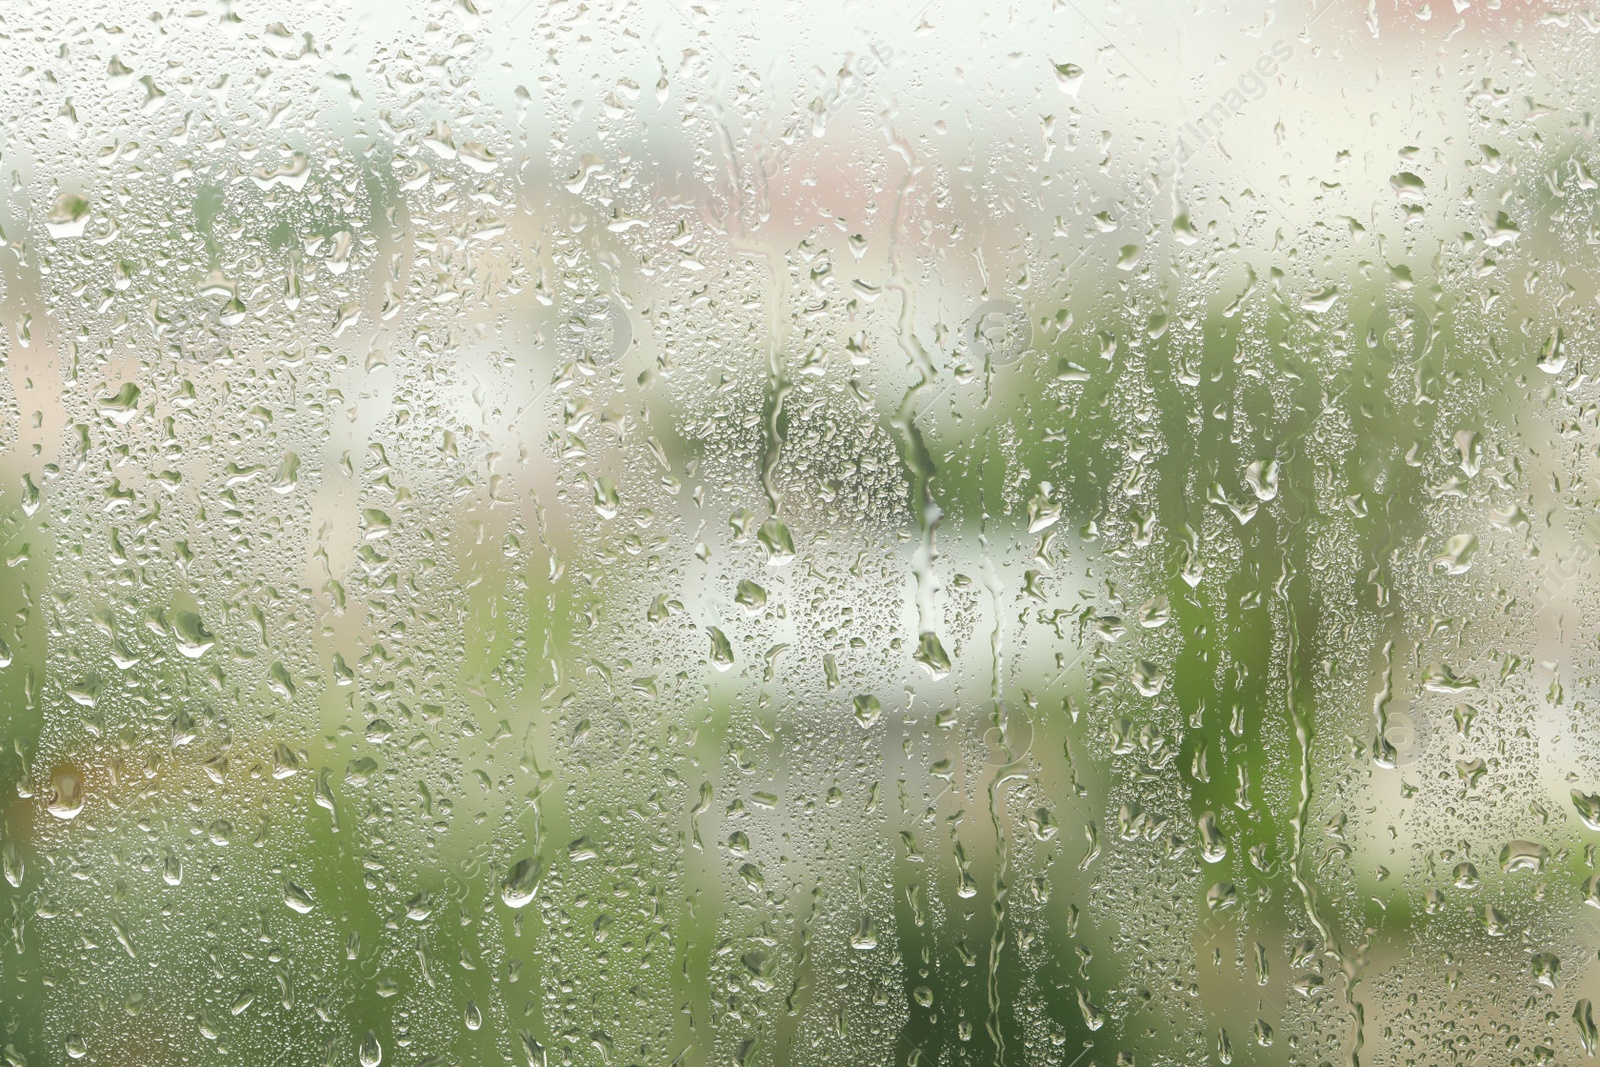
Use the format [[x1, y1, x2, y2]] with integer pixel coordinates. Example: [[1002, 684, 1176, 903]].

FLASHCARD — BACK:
[[2, 2, 1598, 1065]]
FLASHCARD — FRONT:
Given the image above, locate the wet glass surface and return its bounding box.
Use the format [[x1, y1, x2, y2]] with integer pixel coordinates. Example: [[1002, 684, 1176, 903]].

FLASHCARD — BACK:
[[4, 2, 1600, 1065]]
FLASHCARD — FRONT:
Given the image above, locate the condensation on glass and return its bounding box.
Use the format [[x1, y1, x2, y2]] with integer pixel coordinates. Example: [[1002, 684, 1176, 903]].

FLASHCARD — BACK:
[[0, 1, 1597, 1065]]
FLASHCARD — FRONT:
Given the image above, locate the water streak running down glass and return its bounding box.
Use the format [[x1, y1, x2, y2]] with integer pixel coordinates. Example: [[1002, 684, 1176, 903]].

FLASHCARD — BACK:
[[2, 2, 1599, 1065]]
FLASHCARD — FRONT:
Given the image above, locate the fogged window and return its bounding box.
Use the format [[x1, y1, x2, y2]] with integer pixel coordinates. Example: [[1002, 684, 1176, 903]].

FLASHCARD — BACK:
[[3, 2, 1599, 1065]]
